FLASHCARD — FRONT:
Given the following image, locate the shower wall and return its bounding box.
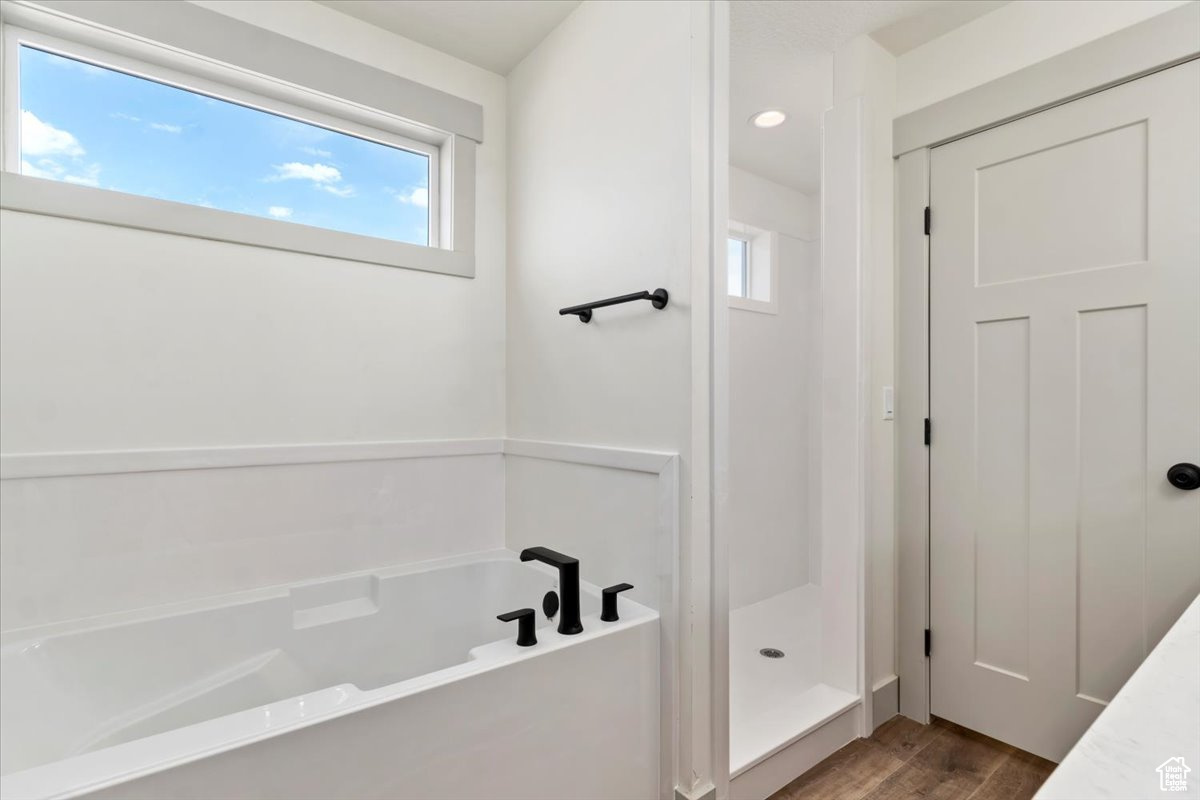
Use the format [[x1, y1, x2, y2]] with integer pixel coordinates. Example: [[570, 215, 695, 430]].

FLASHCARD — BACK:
[[506, 0, 693, 452], [505, 0, 696, 608], [505, 4, 702, 793], [727, 167, 820, 610]]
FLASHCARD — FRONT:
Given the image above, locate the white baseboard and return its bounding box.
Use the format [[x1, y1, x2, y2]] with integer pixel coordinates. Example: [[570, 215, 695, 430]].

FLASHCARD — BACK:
[[675, 784, 717, 800], [872, 675, 899, 729], [729, 703, 861, 800]]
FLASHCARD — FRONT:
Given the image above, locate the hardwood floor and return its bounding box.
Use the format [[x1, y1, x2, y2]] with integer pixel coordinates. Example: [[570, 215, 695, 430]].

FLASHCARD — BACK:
[[768, 716, 1057, 800]]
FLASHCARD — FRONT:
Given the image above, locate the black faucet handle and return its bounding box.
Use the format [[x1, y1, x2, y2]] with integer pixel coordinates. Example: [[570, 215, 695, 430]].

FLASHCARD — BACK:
[[600, 583, 634, 622], [497, 608, 537, 647]]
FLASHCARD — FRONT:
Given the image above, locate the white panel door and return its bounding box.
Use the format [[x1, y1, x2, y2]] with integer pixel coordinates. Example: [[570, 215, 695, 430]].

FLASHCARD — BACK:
[[929, 60, 1200, 762]]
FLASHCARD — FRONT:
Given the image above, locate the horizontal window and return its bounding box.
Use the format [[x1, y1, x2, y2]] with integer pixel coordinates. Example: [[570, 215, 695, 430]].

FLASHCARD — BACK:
[[0, 4, 481, 277], [17, 43, 436, 246]]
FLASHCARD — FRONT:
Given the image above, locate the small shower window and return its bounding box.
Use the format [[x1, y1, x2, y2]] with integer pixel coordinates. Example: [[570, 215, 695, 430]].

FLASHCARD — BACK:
[[727, 220, 778, 314]]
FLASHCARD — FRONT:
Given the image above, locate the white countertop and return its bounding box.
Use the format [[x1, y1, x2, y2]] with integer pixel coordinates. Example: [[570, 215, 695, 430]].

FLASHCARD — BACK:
[[1036, 593, 1200, 800]]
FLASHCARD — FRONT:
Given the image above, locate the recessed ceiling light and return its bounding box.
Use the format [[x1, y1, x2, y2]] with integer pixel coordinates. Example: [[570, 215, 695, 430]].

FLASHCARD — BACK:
[[750, 110, 787, 128]]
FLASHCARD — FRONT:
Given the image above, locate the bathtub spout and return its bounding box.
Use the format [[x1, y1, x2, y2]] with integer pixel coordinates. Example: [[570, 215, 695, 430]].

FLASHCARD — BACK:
[[519, 547, 583, 635]]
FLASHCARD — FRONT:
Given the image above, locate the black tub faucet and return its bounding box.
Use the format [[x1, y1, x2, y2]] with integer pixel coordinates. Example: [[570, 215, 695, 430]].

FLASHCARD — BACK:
[[519, 547, 582, 635]]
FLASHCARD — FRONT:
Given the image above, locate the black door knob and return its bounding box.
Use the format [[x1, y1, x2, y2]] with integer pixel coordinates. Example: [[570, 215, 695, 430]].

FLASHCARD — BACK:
[[1167, 463, 1200, 491]]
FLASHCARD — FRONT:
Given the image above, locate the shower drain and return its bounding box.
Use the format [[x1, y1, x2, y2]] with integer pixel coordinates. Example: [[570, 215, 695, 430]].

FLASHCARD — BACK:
[[759, 648, 785, 659]]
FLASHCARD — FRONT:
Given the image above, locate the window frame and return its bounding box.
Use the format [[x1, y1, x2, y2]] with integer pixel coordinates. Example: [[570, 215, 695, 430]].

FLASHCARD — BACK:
[[0, 4, 477, 276], [727, 219, 778, 314]]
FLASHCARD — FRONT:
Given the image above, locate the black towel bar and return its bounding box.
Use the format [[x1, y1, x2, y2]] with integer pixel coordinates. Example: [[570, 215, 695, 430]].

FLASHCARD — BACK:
[[559, 288, 669, 323]]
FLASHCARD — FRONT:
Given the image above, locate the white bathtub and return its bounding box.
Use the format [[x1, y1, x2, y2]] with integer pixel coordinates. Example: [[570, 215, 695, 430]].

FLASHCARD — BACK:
[[0, 550, 660, 799]]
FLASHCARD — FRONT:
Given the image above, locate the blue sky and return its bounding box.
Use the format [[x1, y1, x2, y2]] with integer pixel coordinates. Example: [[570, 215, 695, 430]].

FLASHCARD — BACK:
[[19, 46, 431, 245], [727, 237, 745, 296]]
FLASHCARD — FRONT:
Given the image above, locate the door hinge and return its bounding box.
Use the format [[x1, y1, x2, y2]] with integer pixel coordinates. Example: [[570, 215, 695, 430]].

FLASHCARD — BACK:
[[924, 206, 931, 235], [924, 628, 931, 658], [924, 418, 931, 446]]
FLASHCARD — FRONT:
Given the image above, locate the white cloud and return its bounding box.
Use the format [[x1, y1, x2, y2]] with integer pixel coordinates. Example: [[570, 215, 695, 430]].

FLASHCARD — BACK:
[[63, 170, 100, 187], [150, 122, 182, 134], [267, 162, 355, 196], [21, 110, 85, 157], [111, 112, 141, 123], [268, 162, 342, 184], [395, 186, 429, 208], [21, 159, 57, 180], [22, 158, 100, 187], [300, 146, 333, 158], [267, 206, 293, 219]]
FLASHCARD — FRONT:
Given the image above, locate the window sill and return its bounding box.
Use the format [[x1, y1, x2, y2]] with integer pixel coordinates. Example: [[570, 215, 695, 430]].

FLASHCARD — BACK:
[[728, 295, 778, 315], [0, 172, 475, 277]]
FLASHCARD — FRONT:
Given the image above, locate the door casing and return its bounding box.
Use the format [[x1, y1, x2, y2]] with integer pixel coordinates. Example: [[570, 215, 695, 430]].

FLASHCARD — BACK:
[[893, 2, 1200, 726]]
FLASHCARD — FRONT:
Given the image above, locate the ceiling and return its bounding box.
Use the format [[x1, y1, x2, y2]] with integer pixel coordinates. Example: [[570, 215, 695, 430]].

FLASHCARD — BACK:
[[871, 0, 1009, 55], [731, 0, 1008, 194], [316, 1, 1005, 193], [316, 0, 581, 75]]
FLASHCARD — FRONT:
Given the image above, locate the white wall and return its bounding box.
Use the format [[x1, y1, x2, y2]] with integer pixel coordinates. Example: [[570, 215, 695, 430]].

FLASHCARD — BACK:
[[822, 33, 898, 705], [503, 0, 695, 648], [505, 0, 693, 453], [818, 99, 863, 699], [0, 0, 508, 452], [728, 167, 818, 242], [0, 1, 510, 629], [835, 34, 899, 705], [2, 1, 705, 790], [505, 3, 700, 794], [726, 168, 819, 610], [895, 0, 1191, 115], [0, 449, 505, 630], [505, 448, 673, 615]]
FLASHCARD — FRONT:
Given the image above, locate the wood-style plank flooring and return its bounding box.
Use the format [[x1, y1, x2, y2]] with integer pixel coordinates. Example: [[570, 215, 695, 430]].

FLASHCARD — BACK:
[[768, 716, 1057, 800]]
